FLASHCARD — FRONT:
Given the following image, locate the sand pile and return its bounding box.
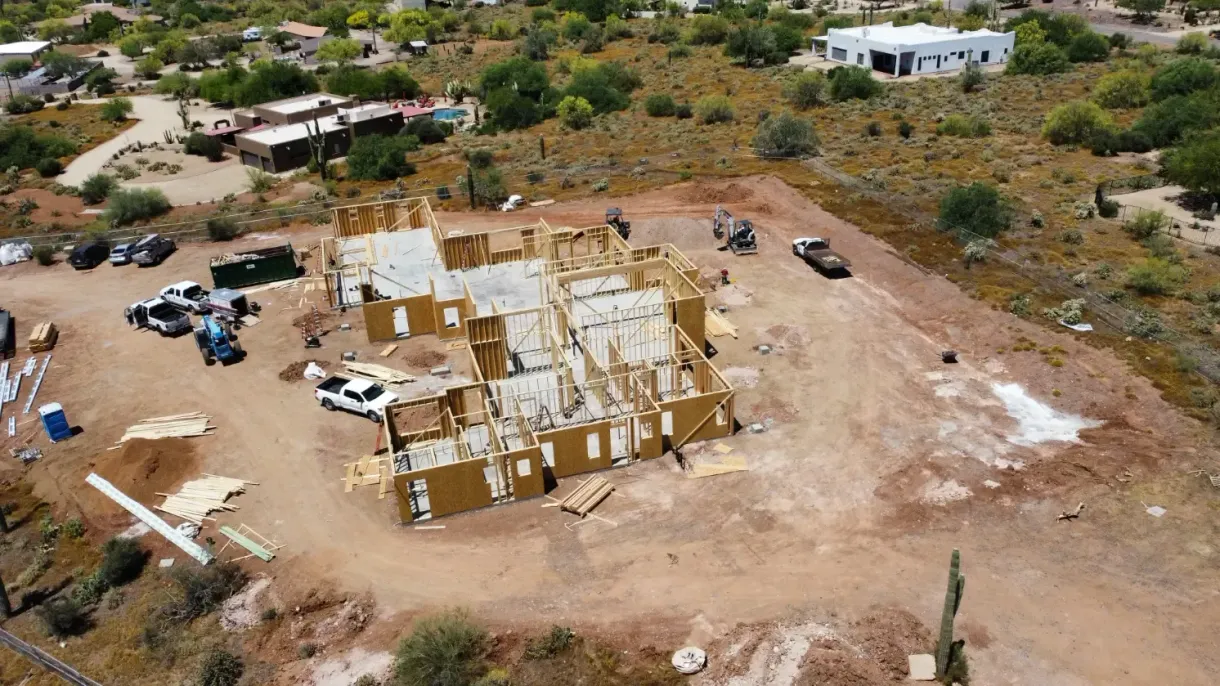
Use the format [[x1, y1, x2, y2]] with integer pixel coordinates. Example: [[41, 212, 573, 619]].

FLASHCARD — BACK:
[[279, 360, 331, 382], [92, 438, 199, 503], [404, 350, 447, 368]]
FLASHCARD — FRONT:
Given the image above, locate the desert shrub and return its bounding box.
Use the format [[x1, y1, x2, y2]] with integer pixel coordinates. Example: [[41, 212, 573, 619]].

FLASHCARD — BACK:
[[207, 217, 240, 241], [35, 158, 63, 177], [667, 43, 692, 59], [695, 95, 734, 124], [865, 121, 881, 137], [468, 166, 507, 207], [33, 246, 55, 266], [753, 112, 818, 158], [489, 18, 515, 41], [105, 188, 172, 226], [245, 167, 274, 194], [644, 93, 676, 116], [465, 148, 494, 169], [405, 116, 448, 144], [184, 132, 224, 161], [898, 120, 914, 138], [37, 598, 90, 638], [1127, 258, 1188, 295], [101, 97, 134, 122], [724, 24, 786, 65], [72, 571, 109, 606], [1126, 308, 1165, 338], [1091, 70, 1150, 109], [1150, 57, 1217, 101], [829, 66, 881, 101], [649, 20, 682, 44], [675, 102, 693, 119], [98, 537, 146, 587], [524, 626, 575, 660], [5, 94, 43, 114], [394, 611, 489, 686], [1124, 210, 1169, 239], [557, 95, 594, 129], [161, 563, 246, 622], [563, 61, 637, 114], [938, 182, 1012, 238], [1098, 198, 1120, 218], [1006, 42, 1070, 75], [198, 649, 243, 686], [55, 100, 69, 111], [963, 239, 990, 266], [1044, 298, 1086, 325], [783, 71, 826, 109], [936, 114, 991, 137], [80, 173, 117, 204], [592, 178, 609, 192], [1042, 100, 1112, 145], [346, 135, 418, 181], [960, 59, 985, 92], [687, 15, 729, 44], [154, 71, 198, 97], [135, 56, 164, 79], [1058, 228, 1084, 245], [1067, 31, 1110, 62], [299, 642, 318, 658], [1177, 31, 1209, 54]]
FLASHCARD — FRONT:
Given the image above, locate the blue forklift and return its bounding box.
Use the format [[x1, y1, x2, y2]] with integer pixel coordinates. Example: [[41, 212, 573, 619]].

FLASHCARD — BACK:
[[193, 315, 244, 365]]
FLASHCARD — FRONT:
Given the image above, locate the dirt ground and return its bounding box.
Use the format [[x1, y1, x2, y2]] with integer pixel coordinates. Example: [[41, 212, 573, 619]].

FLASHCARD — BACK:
[[1, 177, 1218, 684]]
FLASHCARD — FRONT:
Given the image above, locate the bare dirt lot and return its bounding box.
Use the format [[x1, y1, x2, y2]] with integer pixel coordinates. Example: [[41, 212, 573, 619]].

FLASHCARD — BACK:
[[1, 177, 1218, 684]]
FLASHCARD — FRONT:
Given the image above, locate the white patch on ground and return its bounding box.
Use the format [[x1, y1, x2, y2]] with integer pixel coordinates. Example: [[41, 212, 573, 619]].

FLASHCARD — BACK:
[[937, 421, 957, 439], [725, 622, 836, 686], [983, 479, 1001, 489], [992, 383, 1101, 446], [220, 577, 271, 631], [717, 284, 754, 307], [933, 381, 964, 398], [921, 479, 973, 506], [310, 647, 393, 686], [116, 521, 151, 539], [723, 366, 760, 388]]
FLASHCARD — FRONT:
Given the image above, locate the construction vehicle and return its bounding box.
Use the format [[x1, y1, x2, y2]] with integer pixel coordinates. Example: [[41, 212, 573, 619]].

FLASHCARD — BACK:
[[712, 205, 757, 256], [193, 314, 243, 365], [606, 208, 630, 240], [792, 237, 851, 275]]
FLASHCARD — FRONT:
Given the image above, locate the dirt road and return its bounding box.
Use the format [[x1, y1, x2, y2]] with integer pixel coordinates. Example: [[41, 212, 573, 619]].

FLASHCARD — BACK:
[[2, 177, 1217, 685]]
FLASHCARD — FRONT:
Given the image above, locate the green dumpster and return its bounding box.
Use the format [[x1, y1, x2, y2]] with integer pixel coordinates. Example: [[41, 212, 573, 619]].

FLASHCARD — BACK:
[[209, 243, 299, 290]]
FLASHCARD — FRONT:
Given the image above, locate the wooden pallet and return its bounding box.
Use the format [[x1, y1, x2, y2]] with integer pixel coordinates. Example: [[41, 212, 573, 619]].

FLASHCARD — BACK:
[[560, 476, 615, 517], [28, 322, 58, 353]]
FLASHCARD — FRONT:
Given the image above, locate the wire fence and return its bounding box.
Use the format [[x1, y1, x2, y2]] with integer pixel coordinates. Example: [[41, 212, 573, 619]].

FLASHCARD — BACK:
[[1114, 203, 1220, 248], [1100, 173, 1168, 197]]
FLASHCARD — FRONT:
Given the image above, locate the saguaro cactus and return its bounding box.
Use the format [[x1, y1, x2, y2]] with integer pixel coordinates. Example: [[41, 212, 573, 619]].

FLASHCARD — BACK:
[[936, 548, 966, 678]]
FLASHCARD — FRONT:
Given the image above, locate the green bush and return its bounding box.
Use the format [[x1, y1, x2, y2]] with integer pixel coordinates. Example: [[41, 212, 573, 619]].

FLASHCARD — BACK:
[[346, 134, 419, 181], [753, 112, 818, 158], [198, 649, 243, 686], [207, 216, 240, 241], [160, 563, 247, 623], [1067, 31, 1110, 62], [938, 182, 1012, 238], [5, 94, 44, 114], [724, 24, 787, 65], [98, 537, 146, 587], [960, 60, 985, 92], [936, 114, 991, 138], [104, 188, 172, 226], [524, 626, 575, 660], [101, 97, 134, 122], [644, 93, 676, 116], [557, 95, 594, 129], [184, 132, 224, 161], [783, 71, 826, 109], [1177, 31, 1209, 54], [1006, 42, 1070, 75], [404, 116, 448, 144], [1091, 70, 1150, 109], [1127, 258, 1188, 295], [563, 61, 635, 114], [80, 173, 117, 205], [35, 157, 63, 177], [153, 71, 198, 97], [1132, 90, 1220, 147], [675, 102, 693, 119], [1150, 57, 1217, 101], [1124, 210, 1170, 240], [37, 598, 90, 638], [465, 148, 494, 169], [898, 120, 914, 138], [686, 15, 730, 44], [245, 167, 274, 194], [1163, 129, 1220, 196], [394, 611, 489, 686], [695, 95, 734, 124], [1042, 100, 1112, 145], [829, 66, 881, 101], [1098, 198, 1120, 218], [33, 245, 55, 266]]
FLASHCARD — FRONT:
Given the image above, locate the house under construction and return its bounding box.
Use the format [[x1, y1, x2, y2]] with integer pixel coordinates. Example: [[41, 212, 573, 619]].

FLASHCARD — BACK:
[[320, 197, 735, 522]]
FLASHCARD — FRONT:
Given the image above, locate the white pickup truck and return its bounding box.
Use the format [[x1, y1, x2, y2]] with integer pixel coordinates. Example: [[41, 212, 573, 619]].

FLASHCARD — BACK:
[[125, 298, 192, 336], [314, 377, 398, 423], [160, 281, 211, 314]]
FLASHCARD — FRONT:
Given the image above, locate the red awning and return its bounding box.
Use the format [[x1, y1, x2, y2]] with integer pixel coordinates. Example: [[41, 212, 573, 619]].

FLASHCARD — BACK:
[[393, 105, 434, 118], [205, 125, 246, 136]]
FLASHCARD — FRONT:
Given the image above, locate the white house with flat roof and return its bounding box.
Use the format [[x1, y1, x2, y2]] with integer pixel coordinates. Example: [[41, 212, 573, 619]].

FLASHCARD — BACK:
[[815, 22, 1015, 77], [0, 41, 51, 61]]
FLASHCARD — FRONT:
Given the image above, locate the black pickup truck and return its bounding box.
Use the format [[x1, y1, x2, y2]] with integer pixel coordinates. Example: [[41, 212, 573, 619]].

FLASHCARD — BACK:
[[792, 237, 851, 275]]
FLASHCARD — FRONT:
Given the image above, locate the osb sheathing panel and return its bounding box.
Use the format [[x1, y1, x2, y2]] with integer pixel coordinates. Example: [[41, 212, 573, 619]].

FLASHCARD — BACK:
[[492, 247, 524, 265], [336, 203, 397, 237], [363, 294, 436, 343], [471, 341, 508, 381], [659, 391, 734, 446], [433, 296, 470, 341], [441, 233, 491, 270], [675, 295, 706, 352], [635, 410, 664, 460], [537, 421, 613, 479], [392, 458, 494, 522], [507, 446, 545, 499]]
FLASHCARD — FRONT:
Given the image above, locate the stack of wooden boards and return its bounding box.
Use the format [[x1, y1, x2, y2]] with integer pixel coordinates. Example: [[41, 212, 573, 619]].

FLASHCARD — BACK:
[[117, 412, 215, 445], [341, 361, 414, 385], [343, 455, 391, 499], [156, 474, 254, 525], [560, 476, 615, 517], [705, 309, 738, 339], [28, 322, 58, 353], [687, 454, 749, 479]]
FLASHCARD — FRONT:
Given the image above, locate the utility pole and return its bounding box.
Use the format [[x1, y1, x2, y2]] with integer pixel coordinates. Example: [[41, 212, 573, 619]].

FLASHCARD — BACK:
[[466, 165, 475, 209], [0, 506, 8, 534], [0, 572, 9, 618], [539, 135, 545, 160]]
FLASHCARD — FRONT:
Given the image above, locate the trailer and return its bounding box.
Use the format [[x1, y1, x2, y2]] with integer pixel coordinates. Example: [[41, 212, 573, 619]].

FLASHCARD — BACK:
[[792, 237, 851, 275], [209, 243, 299, 290]]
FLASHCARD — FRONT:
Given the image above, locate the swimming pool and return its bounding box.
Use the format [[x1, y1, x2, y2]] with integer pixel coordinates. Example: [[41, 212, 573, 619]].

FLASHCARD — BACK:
[[432, 108, 467, 121]]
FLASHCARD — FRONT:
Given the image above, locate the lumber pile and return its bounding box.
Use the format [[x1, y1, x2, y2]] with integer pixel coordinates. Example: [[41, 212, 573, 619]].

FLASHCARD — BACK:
[[705, 309, 738, 339], [341, 361, 415, 385], [28, 322, 58, 352], [156, 474, 254, 525], [687, 455, 749, 479], [343, 455, 391, 498], [560, 476, 614, 517], [117, 412, 215, 444]]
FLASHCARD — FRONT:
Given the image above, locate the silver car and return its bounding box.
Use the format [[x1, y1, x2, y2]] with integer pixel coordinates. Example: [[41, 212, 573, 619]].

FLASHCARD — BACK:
[[109, 243, 133, 265]]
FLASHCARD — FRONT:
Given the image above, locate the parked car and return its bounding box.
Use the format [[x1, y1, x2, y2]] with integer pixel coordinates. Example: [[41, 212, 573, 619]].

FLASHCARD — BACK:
[[124, 298, 192, 336], [68, 242, 110, 270], [109, 243, 134, 266], [314, 377, 398, 423], [132, 234, 176, 267], [160, 281, 211, 314], [242, 26, 262, 41], [792, 237, 851, 275]]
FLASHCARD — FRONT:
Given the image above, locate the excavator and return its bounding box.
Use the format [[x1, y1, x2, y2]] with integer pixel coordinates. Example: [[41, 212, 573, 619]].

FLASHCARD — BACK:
[[712, 205, 758, 256]]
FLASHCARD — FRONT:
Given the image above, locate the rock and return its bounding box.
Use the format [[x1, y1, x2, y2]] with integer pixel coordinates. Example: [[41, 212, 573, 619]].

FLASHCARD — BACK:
[[908, 654, 936, 681], [758, 345, 772, 355]]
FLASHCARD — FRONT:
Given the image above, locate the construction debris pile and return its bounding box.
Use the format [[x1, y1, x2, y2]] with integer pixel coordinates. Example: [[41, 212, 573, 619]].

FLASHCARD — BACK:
[[560, 476, 615, 517], [705, 309, 739, 338], [157, 475, 254, 525], [117, 412, 215, 444], [210, 252, 262, 266]]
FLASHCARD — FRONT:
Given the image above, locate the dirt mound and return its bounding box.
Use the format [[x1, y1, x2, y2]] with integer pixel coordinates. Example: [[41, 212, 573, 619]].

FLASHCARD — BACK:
[[291, 309, 337, 332], [280, 360, 331, 382], [93, 438, 200, 504], [404, 350, 447, 368], [677, 182, 756, 204]]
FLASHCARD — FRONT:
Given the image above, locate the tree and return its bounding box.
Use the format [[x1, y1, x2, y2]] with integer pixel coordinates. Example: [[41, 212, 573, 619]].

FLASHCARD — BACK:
[[120, 35, 144, 60], [1091, 70, 1150, 109], [101, 97, 134, 122], [384, 9, 436, 44], [1067, 31, 1110, 62], [1149, 57, 1217, 101], [345, 134, 419, 180], [1043, 100, 1112, 145], [1177, 31, 1209, 54], [1133, 90, 1220, 147], [316, 38, 363, 64], [135, 56, 164, 79], [80, 173, 117, 204], [233, 61, 318, 107], [564, 62, 633, 113], [521, 25, 552, 60], [37, 598, 89, 638], [1127, 258, 1187, 295], [753, 112, 818, 159], [557, 95, 593, 129], [154, 72, 199, 98], [326, 65, 381, 100], [686, 15, 730, 44], [0, 21, 21, 44], [85, 11, 121, 42], [394, 611, 490, 686], [484, 88, 543, 130], [784, 71, 826, 109], [105, 188, 172, 225], [938, 182, 1012, 238], [41, 51, 86, 79], [377, 65, 419, 100], [1116, 0, 1166, 21], [1162, 130, 1220, 197], [1, 58, 32, 77], [1014, 20, 1046, 45], [177, 40, 215, 70], [1005, 42, 1070, 75], [85, 68, 119, 95], [829, 66, 881, 101], [724, 24, 781, 65], [481, 57, 550, 100], [404, 116, 447, 144], [38, 19, 75, 43], [644, 93, 676, 116]]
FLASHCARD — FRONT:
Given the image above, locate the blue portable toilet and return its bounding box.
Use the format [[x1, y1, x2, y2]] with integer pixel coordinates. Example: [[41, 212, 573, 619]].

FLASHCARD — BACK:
[[38, 403, 72, 443]]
